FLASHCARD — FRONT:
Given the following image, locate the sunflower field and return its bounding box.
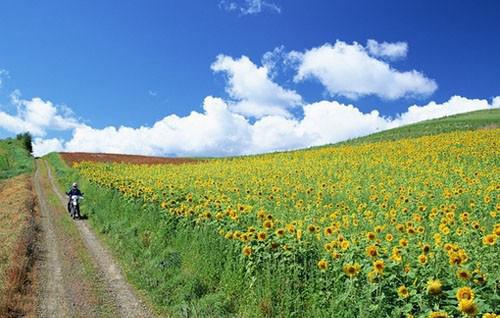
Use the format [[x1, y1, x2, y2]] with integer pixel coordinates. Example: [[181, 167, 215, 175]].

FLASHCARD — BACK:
[[73, 128, 499, 317]]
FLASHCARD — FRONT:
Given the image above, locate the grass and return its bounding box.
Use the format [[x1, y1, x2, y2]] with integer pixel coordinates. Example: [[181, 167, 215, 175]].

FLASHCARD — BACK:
[[44, 109, 500, 317], [0, 137, 37, 317], [338, 108, 500, 145], [0, 138, 34, 180], [0, 175, 38, 317]]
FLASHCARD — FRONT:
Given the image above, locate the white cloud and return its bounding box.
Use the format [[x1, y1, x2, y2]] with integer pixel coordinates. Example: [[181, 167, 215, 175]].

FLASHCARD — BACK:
[[32, 137, 64, 157], [0, 91, 81, 137], [393, 95, 499, 126], [211, 54, 302, 118], [492, 96, 500, 108], [366, 39, 408, 60], [64, 96, 253, 157], [219, 0, 281, 15], [30, 94, 497, 157], [289, 40, 437, 100]]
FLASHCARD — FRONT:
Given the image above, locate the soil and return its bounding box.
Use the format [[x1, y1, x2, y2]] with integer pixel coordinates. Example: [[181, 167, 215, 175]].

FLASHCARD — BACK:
[[60, 152, 198, 166]]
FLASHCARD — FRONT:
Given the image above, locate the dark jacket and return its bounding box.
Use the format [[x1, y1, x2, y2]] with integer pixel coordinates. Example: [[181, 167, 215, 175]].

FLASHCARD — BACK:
[[66, 188, 83, 197]]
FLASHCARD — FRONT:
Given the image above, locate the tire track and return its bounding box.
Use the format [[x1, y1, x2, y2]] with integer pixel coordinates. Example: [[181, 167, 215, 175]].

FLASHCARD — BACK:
[[34, 161, 71, 318]]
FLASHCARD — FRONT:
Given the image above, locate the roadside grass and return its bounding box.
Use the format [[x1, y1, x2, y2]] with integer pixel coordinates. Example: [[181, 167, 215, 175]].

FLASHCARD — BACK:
[[0, 174, 38, 317], [37, 160, 118, 317], [0, 138, 34, 180]]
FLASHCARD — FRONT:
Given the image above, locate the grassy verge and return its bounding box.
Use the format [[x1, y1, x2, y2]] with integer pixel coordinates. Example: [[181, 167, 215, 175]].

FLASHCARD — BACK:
[[0, 138, 34, 180], [0, 174, 39, 317]]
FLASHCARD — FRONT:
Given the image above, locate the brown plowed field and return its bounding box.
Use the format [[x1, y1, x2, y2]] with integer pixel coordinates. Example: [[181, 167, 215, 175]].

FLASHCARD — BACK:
[[60, 152, 198, 166]]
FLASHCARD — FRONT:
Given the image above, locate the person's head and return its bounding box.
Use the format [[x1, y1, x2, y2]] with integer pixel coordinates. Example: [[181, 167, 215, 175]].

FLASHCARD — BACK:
[[72, 182, 78, 189]]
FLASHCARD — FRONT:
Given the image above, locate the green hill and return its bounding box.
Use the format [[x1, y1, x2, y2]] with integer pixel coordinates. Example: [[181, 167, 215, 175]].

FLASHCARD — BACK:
[[0, 137, 34, 180], [341, 108, 499, 146]]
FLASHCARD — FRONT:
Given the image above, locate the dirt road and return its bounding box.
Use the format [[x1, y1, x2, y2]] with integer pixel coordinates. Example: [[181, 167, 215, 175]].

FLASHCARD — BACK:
[[34, 160, 154, 318]]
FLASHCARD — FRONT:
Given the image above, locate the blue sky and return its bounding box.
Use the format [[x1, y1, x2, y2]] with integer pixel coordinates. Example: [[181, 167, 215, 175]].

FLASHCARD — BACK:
[[0, 0, 499, 156]]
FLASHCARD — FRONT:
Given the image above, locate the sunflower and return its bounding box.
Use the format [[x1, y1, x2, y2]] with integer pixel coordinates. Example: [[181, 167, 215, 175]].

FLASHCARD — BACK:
[[317, 259, 328, 270], [257, 231, 267, 241], [457, 268, 471, 280], [257, 209, 266, 219], [307, 224, 316, 233], [324, 242, 334, 252], [324, 226, 334, 236], [482, 234, 496, 245], [373, 259, 384, 273], [386, 233, 394, 242], [458, 299, 478, 316], [340, 240, 350, 250], [263, 220, 274, 229], [495, 224, 500, 236], [331, 251, 341, 259], [426, 279, 442, 295], [366, 231, 376, 240], [397, 285, 409, 299], [242, 246, 252, 256], [343, 263, 361, 278], [399, 238, 409, 248], [240, 233, 249, 242], [422, 243, 431, 254], [418, 254, 428, 265], [456, 286, 474, 301], [366, 245, 378, 257], [275, 228, 285, 237], [391, 247, 402, 263]]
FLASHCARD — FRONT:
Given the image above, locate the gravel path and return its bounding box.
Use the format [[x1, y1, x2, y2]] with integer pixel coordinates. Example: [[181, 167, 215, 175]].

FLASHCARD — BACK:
[[34, 161, 72, 318]]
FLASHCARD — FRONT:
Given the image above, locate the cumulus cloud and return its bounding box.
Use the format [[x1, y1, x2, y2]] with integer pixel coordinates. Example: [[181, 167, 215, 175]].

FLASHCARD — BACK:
[[211, 54, 302, 118], [366, 39, 408, 60], [492, 96, 500, 108], [32, 137, 64, 157], [393, 95, 499, 126], [219, 0, 281, 15], [29, 95, 497, 157], [64, 96, 253, 157], [289, 40, 437, 100], [0, 91, 81, 137]]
